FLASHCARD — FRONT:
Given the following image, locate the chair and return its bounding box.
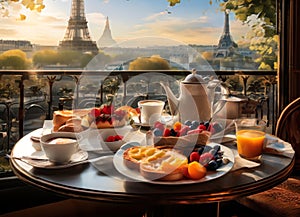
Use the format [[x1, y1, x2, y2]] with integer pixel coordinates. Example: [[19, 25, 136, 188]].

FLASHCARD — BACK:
[[236, 97, 300, 217]]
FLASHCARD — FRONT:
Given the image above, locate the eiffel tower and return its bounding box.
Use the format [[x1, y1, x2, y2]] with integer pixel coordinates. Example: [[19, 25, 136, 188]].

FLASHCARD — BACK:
[[215, 9, 238, 58], [59, 0, 98, 54]]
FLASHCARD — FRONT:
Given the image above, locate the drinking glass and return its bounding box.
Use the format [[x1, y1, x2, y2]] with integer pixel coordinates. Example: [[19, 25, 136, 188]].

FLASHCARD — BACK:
[[234, 118, 267, 161]]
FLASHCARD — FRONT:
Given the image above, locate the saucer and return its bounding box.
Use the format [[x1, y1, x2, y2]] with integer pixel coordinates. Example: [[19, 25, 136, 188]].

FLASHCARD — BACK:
[[15, 150, 89, 169]]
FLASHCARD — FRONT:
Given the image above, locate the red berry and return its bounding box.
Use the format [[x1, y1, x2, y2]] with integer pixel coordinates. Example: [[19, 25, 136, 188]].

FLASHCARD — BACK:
[[199, 152, 214, 167], [106, 135, 115, 142], [101, 105, 114, 114], [163, 128, 171, 137], [207, 124, 212, 131], [154, 121, 164, 131], [198, 124, 206, 130], [114, 135, 123, 141], [177, 126, 190, 136], [90, 108, 100, 118], [189, 152, 200, 162]]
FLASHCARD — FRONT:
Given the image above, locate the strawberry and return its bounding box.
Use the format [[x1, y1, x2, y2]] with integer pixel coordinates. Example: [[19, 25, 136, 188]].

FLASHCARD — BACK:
[[101, 105, 114, 114], [90, 108, 100, 118], [163, 128, 171, 137]]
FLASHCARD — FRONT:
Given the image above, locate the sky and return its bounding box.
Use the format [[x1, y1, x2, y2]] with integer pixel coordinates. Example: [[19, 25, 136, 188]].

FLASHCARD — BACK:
[[0, 0, 250, 47]]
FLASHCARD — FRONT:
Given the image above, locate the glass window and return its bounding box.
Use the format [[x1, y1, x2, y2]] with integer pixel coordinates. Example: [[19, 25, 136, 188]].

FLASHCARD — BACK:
[[0, 0, 277, 71]]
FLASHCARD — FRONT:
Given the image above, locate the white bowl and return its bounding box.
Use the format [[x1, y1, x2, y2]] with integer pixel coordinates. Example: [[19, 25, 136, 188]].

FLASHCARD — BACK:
[[99, 128, 128, 152], [40, 132, 79, 164]]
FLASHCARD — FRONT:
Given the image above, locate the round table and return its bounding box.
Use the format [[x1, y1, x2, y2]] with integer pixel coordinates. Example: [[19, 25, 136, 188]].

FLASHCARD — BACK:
[[9, 129, 295, 216]]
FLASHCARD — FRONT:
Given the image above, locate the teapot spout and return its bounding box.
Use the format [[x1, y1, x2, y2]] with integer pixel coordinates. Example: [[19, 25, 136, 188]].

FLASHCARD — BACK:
[[160, 81, 179, 116]]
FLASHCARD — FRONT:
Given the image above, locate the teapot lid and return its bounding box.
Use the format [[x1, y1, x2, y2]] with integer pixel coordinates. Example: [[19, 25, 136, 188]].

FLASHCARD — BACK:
[[183, 69, 205, 83]]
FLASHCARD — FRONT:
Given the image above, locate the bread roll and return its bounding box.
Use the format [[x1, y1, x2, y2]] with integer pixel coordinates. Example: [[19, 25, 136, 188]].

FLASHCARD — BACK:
[[53, 109, 91, 132]]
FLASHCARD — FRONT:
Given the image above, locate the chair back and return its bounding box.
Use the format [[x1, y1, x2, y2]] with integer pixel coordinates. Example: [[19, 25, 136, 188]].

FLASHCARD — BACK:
[[275, 97, 300, 172]]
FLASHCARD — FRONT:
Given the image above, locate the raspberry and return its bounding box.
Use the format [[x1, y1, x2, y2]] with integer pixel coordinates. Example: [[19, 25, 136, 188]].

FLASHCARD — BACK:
[[189, 152, 200, 162], [198, 124, 206, 130], [114, 135, 123, 141], [105, 135, 115, 142]]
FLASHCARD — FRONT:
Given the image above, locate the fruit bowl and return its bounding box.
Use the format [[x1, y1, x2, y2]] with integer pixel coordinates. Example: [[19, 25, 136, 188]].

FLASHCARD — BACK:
[[98, 128, 129, 152]]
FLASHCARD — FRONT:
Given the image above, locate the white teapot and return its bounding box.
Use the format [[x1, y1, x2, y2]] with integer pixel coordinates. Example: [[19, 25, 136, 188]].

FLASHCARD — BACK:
[[160, 69, 228, 123]]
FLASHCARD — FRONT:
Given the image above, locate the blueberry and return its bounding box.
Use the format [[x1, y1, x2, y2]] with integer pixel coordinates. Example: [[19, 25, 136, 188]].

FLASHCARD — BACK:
[[153, 128, 163, 137], [216, 158, 223, 167], [203, 146, 212, 153], [204, 121, 210, 129], [209, 148, 217, 156], [213, 122, 223, 133], [197, 146, 204, 155], [184, 120, 192, 126], [189, 124, 197, 130], [170, 128, 177, 136], [207, 160, 219, 170], [213, 145, 221, 153], [191, 120, 200, 128]]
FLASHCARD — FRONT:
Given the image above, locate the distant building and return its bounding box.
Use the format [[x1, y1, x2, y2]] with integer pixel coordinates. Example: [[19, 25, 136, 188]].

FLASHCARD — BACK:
[[97, 17, 117, 48], [0, 39, 33, 52], [215, 10, 238, 58]]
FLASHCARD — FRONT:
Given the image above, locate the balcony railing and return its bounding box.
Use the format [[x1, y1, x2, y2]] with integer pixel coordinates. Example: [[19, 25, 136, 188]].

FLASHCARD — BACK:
[[0, 69, 277, 175]]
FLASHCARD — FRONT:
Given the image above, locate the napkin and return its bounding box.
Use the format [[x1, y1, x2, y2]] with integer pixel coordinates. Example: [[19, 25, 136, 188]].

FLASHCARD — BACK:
[[230, 133, 295, 171], [263, 134, 295, 158]]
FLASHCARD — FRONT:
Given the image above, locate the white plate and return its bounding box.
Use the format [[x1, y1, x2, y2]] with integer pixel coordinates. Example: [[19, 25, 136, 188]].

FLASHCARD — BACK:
[[113, 142, 235, 185], [15, 150, 89, 169]]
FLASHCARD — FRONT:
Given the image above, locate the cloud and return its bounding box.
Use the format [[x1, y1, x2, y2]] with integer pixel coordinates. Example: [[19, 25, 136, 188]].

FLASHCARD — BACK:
[[86, 12, 105, 24], [144, 10, 170, 21], [122, 16, 249, 46], [0, 9, 67, 45]]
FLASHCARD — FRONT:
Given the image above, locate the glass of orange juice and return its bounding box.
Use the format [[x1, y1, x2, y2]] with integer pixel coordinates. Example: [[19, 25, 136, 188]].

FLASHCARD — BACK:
[[234, 118, 267, 161]]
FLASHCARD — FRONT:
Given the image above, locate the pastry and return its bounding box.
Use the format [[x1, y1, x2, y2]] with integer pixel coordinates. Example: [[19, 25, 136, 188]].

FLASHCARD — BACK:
[[52, 109, 90, 132], [123, 146, 167, 171], [139, 150, 188, 181]]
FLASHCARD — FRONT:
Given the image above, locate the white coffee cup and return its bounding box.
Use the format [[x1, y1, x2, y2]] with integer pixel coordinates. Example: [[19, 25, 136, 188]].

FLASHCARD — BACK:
[[138, 100, 165, 126]]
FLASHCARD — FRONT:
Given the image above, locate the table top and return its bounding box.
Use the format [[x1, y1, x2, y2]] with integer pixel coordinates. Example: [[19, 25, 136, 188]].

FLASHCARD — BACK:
[[9, 128, 295, 205]]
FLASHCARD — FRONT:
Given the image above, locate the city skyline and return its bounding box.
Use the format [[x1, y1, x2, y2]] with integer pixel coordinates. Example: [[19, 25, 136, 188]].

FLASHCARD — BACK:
[[1, 0, 251, 47]]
